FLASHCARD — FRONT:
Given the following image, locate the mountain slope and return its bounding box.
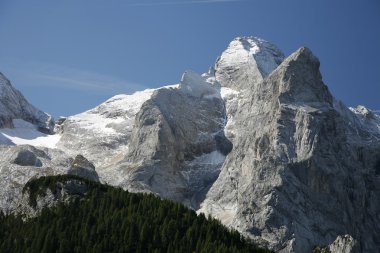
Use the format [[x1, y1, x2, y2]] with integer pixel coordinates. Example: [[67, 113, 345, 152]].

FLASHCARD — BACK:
[[199, 47, 380, 252], [0, 175, 271, 253]]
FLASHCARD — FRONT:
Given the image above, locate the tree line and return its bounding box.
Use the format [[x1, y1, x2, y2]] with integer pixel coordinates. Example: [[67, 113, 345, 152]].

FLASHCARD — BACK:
[[0, 175, 272, 253]]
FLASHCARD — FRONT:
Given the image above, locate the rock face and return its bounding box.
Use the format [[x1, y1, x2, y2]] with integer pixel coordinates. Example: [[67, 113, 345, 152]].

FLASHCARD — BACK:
[[0, 145, 73, 214], [199, 46, 380, 252], [68, 155, 99, 182], [0, 72, 54, 133], [55, 88, 159, 183], [16, 177, 89, 219], [1, 37, 380, 252], [11, 146, 43, 167], [215, 37, 284, 90], [116, 71, 228, 208], [328, 235, 359, 253]]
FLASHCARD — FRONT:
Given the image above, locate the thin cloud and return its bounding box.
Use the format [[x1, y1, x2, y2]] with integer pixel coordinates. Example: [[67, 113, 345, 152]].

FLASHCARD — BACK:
[[128, 0, 242, 7], [32, 74, 125, 91], [1, 59, 146, 94]]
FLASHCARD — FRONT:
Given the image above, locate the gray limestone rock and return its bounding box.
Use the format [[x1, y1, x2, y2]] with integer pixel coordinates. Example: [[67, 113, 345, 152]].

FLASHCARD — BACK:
[[215, 36, 284, 90], [16, 178, 89, 219], [117, 79, 228, 208], [0, 145, 73, 214], [179, 70, 220, 98], [199, 47, 380, 252], [88, 71, 231, 209], [0, 72, 54, 133], [10, 146, 45, 167], [328, 235, 359, 253], [55, 90, 158, 184], [54, 116, 66, 133], [68, 154, 99, 182]]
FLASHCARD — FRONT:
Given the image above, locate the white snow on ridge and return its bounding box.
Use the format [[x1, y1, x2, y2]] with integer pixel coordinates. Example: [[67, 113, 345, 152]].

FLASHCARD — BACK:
[[66, 85, 179, 135], [350, 105, 380, 124], [350, 105, 372, 117], [187, 150, 225, 166], [179, 70, 219, 98], [0, 119, 61, 148], [217, 37, 285, 78], [348, 105, 380, 140], [220, 87, 239, 100]]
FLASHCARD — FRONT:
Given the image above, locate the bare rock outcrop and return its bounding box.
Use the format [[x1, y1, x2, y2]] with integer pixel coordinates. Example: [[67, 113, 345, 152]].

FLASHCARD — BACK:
[[199, 47, 380, 252], [0, 72, 54, 133]]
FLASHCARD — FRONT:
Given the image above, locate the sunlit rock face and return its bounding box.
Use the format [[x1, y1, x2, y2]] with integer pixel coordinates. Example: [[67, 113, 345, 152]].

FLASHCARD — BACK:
[[200, 45, 380, 253], [0, 72, 54, 133], [1, 37, 380, 253]]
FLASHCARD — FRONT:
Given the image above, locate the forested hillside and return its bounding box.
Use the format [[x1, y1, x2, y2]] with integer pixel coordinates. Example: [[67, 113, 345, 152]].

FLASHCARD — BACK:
[[0, 175, 272, 253]]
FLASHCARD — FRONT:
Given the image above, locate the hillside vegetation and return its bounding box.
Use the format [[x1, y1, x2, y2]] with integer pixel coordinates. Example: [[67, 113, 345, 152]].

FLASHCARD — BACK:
[[0, 175, 272, 253]]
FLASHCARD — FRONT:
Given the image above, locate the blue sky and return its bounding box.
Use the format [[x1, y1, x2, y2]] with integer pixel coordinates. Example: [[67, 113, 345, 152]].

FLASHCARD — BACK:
[[0, 0, 379, 117]]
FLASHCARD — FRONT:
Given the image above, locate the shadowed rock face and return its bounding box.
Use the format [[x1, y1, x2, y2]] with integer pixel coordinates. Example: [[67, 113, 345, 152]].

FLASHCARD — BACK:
[[68, 155, 99, 182], [8, 145, 50, 167], [1, 37, 380, 253], [11, 149, 42, 167]]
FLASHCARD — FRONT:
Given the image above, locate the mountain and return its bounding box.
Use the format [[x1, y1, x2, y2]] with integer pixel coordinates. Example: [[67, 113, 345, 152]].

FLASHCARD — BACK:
[[199, 46, 380, 252], [1, 36, 380, 252], [0, 72, 54, 133]]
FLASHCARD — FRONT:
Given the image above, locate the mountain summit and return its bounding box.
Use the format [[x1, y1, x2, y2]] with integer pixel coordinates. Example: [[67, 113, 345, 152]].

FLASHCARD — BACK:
[[0, 72, 53, 133], [1, 37, 379, 253], [215, 36, 284, 90]]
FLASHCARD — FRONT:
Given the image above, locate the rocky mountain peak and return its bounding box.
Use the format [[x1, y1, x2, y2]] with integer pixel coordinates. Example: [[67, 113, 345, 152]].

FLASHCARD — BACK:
[[214, 36, 285, 90], [280, 46, 320, 71], [0, 72, 54, 133], [0, 72, 12, 92], [268, 46, 333, 106], [200, 43, 380, 252]]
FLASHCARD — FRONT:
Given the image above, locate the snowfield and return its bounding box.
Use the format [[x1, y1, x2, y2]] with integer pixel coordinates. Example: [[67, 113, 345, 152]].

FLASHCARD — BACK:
[[0, 119, 61, 148]]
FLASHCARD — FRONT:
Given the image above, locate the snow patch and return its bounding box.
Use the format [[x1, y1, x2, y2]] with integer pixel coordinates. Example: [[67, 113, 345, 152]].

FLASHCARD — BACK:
[[187, 151, 225, 166], [65, 86, 178, 135], [350, 105, 374, 118], [179, 70, 219, 98], [217, 37, 285, 78], [0, 119, 61, 148], [220, 87, 239, 100], [349, 105, 380, 138]]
